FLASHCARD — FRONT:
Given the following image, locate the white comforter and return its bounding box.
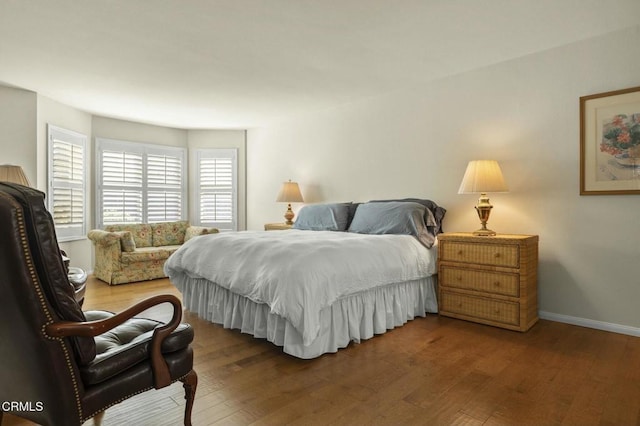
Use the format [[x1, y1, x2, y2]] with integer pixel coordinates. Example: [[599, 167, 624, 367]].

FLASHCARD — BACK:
[[164, 230, 436, 346]]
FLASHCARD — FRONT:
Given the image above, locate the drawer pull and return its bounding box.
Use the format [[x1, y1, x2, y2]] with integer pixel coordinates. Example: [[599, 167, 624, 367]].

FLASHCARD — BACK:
[[494, 309, 500, 314], [457, 276, 463, 281], [494, 253, 501, 258], [493, 281, 501, 287], [458, 250, 464, 256]]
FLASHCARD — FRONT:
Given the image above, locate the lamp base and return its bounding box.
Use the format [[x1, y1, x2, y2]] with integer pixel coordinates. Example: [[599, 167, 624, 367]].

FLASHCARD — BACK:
[[472, 228, 497, 237], [283, 203, 295, 225], [473, 193, 497, 237]]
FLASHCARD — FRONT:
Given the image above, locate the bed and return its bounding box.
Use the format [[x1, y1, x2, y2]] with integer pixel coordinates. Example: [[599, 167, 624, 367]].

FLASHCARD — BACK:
[[164, 199, 445, 359]]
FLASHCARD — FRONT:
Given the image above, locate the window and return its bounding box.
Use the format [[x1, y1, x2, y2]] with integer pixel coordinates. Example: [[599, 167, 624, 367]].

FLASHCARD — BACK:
[[194, 148, 237, 231], [96, 139, 186, 228], [48, 125, 87, 241]]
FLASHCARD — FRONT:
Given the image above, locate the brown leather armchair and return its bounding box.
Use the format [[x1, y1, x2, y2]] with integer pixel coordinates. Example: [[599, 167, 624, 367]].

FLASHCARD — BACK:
[[0, 183, 197, 426]]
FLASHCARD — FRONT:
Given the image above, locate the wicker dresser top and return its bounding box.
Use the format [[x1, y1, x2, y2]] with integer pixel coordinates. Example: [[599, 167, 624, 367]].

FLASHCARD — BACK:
[[438, 232, 538, 245]]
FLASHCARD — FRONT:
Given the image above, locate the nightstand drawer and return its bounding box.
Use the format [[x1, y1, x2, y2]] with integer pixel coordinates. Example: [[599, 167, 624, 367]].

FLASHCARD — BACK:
[[440, 266, 519, 297], [440, 241, 519, 268], [440, 292, 520, 326]]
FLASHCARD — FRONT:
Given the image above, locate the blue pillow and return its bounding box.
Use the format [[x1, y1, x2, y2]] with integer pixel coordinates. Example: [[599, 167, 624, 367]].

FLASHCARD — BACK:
[[293, 203, 351, 231], [347, 201, 435, 248], [369, 198, 446, 234]]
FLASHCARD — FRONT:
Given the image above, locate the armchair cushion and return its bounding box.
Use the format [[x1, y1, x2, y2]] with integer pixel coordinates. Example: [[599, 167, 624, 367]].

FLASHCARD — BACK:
[[151, 220, 189, 246], [115, 231, 136, 252], [104, 223, 153, 248], [80, 310, 194, 385]]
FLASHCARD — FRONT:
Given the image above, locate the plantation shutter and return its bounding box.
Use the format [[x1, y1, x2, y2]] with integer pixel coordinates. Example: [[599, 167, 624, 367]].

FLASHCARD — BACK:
[[101, 150, 144, 225], [48, 125, 87, 241], [195, 149, 237, 231], [96, 139, 186, 228], [147, 153, 183, 222]]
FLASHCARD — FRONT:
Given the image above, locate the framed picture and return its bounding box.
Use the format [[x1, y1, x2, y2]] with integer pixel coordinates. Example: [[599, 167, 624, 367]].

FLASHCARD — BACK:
[[580, 86, 640, 195]]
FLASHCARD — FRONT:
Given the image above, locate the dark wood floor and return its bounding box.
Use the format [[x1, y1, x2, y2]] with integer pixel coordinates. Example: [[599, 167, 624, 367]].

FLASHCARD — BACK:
[[5, 276, 640, 425]]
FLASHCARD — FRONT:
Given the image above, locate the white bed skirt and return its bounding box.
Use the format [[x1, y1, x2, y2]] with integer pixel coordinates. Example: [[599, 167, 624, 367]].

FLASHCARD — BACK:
[[173, 275, 438, 359]]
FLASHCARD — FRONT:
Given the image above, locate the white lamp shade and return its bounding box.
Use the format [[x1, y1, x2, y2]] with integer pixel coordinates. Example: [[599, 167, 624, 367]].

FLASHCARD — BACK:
[[275, 181, 304, 203], [458, 160, 508, 194], [0, 164, 31, 187]]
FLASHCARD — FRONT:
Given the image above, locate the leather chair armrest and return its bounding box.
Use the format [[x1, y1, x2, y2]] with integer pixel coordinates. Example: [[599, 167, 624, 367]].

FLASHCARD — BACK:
[[46, 294, 182, 388]]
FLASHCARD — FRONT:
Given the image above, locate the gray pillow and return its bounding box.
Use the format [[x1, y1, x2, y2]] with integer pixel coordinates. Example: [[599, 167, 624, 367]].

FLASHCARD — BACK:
[[292, 203, 351, 231], [348, 201, 435, 248], [369, 198, 446, 234]]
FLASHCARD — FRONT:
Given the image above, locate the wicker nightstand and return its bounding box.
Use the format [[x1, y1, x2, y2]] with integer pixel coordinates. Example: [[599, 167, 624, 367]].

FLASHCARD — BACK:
[[264, 223, 293, 231], [437, 232, 539, 332]]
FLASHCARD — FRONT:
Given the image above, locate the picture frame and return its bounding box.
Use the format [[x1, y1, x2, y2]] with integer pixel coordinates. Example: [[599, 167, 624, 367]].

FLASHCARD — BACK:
[[580, 86, 640, 195]]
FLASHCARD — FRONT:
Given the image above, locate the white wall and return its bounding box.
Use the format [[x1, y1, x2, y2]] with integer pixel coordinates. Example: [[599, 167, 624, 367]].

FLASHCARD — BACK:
[[247, 26, 640, 331], [92, 116, 189, 148], [37, 95, 93, 270], [0, 85, 37, 183]]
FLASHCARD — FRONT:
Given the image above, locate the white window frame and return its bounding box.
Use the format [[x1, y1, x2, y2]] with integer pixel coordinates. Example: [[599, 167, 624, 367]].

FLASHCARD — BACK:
[[193, 148, 238, 231], [96, 138, 187, 229], [47, 124, 87, 242]]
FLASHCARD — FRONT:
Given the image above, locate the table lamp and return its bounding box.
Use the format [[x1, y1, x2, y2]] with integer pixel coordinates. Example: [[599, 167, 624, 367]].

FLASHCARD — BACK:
[[276, 180, 304, 225], [458, 160, 508, 236], [0, 164, 32, 187]]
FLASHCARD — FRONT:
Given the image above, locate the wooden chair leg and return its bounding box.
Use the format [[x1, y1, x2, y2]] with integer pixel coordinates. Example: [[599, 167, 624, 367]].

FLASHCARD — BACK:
[[1, 409, 4, 425], [180, 370, 197, 426], [93, 410, 105, 426]]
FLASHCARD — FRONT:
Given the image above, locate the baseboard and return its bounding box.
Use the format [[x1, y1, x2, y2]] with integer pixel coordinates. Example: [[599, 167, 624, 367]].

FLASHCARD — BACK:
[[539, 311, 640, 337]]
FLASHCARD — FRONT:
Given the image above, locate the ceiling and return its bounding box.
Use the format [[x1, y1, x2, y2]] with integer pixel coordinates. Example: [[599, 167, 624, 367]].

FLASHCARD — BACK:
[[1, 0, 638, 129]]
